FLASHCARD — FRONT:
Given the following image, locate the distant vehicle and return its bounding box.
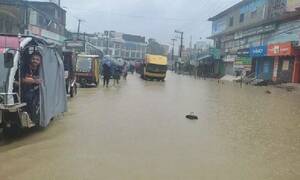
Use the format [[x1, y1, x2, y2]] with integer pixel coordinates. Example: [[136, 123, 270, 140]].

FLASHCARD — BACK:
[[63, 51, 78, 97], [141, 54, 168, 81], [0, 35, 67, 135], [75, 54, 100, 87]]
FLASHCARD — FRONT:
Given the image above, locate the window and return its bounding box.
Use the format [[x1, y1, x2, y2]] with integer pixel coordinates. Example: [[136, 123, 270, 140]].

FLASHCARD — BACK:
[[115, 50, 120, 56], [131, 52, 136, 58], [251, 10, 257, 18], [240, 13, 244, 23], [115, 43, 121, 49], [229, 16, 234, 27], [109, 42, 113, 48]]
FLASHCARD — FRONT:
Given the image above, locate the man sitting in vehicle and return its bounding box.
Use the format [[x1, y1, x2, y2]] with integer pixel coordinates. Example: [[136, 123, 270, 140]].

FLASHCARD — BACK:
[[21, 52, 43, 123]]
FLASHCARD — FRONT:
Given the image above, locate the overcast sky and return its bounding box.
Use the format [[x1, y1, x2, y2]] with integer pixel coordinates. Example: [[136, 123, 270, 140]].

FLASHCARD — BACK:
[[56, 0, 241, 45]]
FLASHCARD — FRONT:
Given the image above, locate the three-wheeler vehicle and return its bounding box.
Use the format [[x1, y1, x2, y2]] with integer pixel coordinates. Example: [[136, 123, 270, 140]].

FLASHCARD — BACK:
[[75, 54, 100, 87], [0, 35, 67, 135], [63, 51, 77, 97]]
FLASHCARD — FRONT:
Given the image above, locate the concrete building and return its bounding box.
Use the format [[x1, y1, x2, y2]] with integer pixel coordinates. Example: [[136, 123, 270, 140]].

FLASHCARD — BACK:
[[209, 0, 300, 83], [80, 31, 147, 61], [0, 0, 66, 45]]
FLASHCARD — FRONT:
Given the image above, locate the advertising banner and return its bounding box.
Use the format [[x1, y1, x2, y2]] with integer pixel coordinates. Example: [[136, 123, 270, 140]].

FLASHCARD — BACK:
[[268, 42, 294, 56], [234, 57, 252, 71], [250, 45, 267, 57]]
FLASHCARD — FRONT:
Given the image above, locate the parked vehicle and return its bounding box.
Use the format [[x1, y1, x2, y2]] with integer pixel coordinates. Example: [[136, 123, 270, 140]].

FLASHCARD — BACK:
[[63, 51, 77, 97], [0, 35, 67, 135], [75, 54, 100, 87], [141, 54, 168, 81]]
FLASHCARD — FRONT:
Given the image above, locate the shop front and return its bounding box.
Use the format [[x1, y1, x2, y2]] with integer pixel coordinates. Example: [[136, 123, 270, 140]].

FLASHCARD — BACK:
[[292, 48, 300, 83], [268, 42, 298, 83], [250, 45, 274, 81], [234, 48, 252, 76], [222, 55, 236, 76]]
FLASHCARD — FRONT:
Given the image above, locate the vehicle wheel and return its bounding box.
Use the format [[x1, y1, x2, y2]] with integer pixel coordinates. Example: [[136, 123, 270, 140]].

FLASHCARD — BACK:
[[3, 124, 22, 138]]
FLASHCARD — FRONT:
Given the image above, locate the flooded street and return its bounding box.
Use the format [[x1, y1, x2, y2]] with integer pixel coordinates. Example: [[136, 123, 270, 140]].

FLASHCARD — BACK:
[[0, 72, 299, 180]]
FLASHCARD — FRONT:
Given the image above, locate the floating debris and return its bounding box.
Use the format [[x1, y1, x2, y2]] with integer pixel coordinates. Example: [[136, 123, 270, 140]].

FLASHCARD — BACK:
[[265, 90, 271, 94], [186, 112, 198, 120]]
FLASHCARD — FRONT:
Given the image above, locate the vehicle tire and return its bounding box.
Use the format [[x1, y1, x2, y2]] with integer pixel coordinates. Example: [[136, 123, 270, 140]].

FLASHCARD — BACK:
[[3, 124, 22, 138]]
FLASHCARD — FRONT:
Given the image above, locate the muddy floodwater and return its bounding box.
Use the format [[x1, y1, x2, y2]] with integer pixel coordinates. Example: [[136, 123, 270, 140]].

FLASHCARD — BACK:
[[0, 72, 299, 180]]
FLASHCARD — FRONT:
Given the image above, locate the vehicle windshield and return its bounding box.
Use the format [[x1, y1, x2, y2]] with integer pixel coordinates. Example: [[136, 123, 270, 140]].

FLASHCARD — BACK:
[[0, 54, 10, 93], [146, 64, 167, 73], [76, 57, 92, 73]]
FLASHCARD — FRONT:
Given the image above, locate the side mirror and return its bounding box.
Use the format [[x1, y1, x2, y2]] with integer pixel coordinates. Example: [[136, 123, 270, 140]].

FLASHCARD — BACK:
[[4, 52, 14, 68]]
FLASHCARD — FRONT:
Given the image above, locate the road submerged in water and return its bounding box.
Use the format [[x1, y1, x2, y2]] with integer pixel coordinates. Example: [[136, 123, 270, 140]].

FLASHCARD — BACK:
[[0, 72, 299, 180]]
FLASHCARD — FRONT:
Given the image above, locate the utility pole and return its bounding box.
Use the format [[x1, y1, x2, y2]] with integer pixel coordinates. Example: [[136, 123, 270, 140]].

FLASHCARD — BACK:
[[175, 30, 184, 58], [171, 38, 176, 71], [104, 31, 109, 55], [175, 30, 184, 74]]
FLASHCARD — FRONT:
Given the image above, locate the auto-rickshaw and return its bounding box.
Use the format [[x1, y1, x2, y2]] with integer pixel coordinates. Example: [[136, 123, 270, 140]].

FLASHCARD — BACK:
[[63, 51, 77, 97], [75, 54, 100, 87], [0, 35, 67, 135]]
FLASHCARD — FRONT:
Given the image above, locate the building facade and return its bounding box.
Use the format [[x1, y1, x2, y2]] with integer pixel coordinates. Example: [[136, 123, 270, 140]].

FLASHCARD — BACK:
[[0, 0, 66, 45], [82, 31, 147, 61], [209, 0, 300, 83]]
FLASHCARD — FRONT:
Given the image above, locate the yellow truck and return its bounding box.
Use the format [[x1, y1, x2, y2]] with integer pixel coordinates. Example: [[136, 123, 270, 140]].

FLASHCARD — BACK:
[[142, 54, 168, 81]]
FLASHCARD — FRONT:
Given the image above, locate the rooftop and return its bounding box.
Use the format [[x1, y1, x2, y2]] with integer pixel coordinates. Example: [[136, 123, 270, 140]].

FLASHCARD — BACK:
[[28, 1, 66, 12]]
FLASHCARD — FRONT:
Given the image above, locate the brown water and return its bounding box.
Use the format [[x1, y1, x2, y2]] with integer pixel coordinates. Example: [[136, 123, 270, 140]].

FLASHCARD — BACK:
[[0, 72, 299, 180]]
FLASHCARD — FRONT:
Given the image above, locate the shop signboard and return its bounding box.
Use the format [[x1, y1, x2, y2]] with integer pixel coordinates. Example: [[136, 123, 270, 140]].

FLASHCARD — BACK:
[[237, 48, 250, 57], [209, 48, 221, 59], [250, 45, 267, 57], [223, 55, 236, 62], [234, 24, 276, 40], [268, 42, 294, 56], [234, 57, 252, 71], [65, 40, 85, 48]]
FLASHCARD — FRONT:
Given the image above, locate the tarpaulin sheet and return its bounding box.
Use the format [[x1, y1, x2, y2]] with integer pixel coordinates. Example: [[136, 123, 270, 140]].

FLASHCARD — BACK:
[[39, 48, 67, 127]]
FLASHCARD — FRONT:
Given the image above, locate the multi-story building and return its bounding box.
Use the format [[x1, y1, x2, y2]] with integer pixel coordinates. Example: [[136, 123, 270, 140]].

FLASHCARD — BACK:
[[0, 0, 66, 45], [209, 0, 300, 83], [82, 31, 147, 61]]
